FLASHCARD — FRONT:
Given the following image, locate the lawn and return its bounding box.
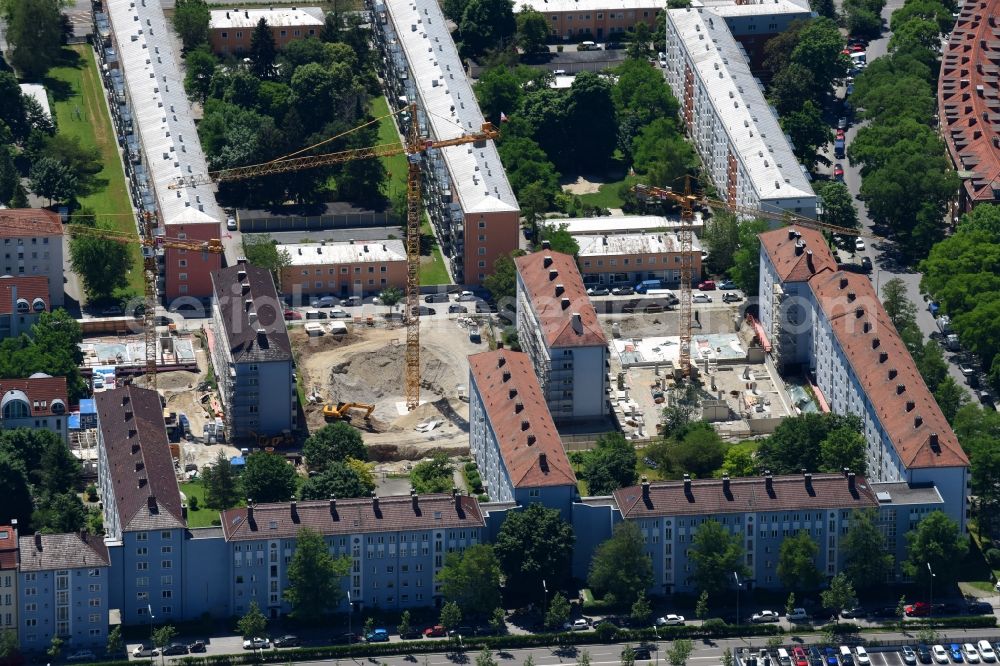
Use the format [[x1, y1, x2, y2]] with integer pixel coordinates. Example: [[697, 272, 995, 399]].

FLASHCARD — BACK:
[[179, 478, 242, 528], [46, 46, 143, 294], [574, 176, 635, 210]]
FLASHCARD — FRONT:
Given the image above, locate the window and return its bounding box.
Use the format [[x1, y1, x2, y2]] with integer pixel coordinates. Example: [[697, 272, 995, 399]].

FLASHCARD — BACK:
[[162, 560, 172, 569], [137, 591, 148, 600], [161, 576, 172, 585], [89, 584, 101, 592], [136, 562, 148, 571], [178, 273, 188, 281], [136, 548, 148, 556], [178, 260, 187, 268]]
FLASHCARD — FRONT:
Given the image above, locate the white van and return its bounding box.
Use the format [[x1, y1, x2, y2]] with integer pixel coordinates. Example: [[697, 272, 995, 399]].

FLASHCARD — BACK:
[[777, 649, 791, 666]]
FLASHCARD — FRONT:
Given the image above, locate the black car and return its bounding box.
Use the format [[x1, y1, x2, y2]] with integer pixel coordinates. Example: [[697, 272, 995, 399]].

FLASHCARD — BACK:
[[161, 644, 189, 656], [411, 306, 436, 316], [632, 647, 653, 661], [612, 286, 635, 295], [273, 635, 300, 648], [399, 630, 423, 640], [966, 601, 993, 615], [448, 626, 475, 638], [188, 641, 206, 653], [809, 647, 824, 666], [475, 301, 496, 313], [474, 625, 501, 636], [331, 633, 359, 645], [424, 293, 450, 303], [917, 645, 933, 664], [861, 256, 873, 272], [870, 605, 898, 618], [448, 304, 468, 314], [841, 607, 865, 619]]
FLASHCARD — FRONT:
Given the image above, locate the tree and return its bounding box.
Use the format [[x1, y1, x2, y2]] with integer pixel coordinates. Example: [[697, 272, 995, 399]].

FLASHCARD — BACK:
[[818, 182, 859, 229], [722, 648, 734, 666], [237, 600, 267, 639], [476, 647, 498, 666], [668, 640, 694, 666], [398, 610, 412, 637], [38, 134, 102, 197], [695, 590, 709, 620], [458, 0, 515, 58], [303, 422, 367, 472], [881, 278, 919, 332], [689, 520, 749, 595], [781, 101, 834, 169], [785, 592, 797, 618], [820, 573, 856, 615], [173, 0, 210, 51], [475, 66, 525, 126], [790, 18, 847, 99], [242, 235, 292, 284], [483, 251, 525, 303], [183, 46, 217, 103], [2, 0, 62, 78], [69, 230, 134, 302], [564, 72, 618, 172], [494, 503, 575, 602], [730, 219, 770, 295], [583, 432, 638, 495], [0, 147, 19, 207], [621, 647, 636, 666], [627, 22, 652, 60], [632, 119, 698, 189], [440, 601, 462, 632], [537, 224, 579, 256], [516, 7, 548, 53], [107, 625, 123, 656], [819, 429, 866, 474], [241, 451, 298, 503], [298, 461, 374, 499], [29, 157, 78, 205], [249, 17, 277, 79], [842, 508, 894, 588], [410, 454, 454, 494], [152, 625, 177, 665], [202, 451, 240, 510], [756, 413, 864, 474], [720, 442, 759, 477], [285, 527, 351, 617], [489, 607, 506, 634], [579, 651, 592, 666], [672, 423, 726, 477], [777, 530, 822, 590], [934, 377, 969, 423], [46, 636, 63, 661], [631, 590, 652, 624], [903, 510, 968, 585], [895, 595, 908, 630], [545, 592, 570, 630], [34, 492, 87, 533], [0, 454, 33, 528], [587, 521, 653, 605], [701, 212, 740, 276], [438, 544, 502, 616]]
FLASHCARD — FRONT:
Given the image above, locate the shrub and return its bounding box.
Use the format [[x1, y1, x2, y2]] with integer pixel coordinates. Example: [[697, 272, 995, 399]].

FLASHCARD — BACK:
[[189, 496, 200, 511], [85, 484, 98, 502], [986, 548, 1000, 568]]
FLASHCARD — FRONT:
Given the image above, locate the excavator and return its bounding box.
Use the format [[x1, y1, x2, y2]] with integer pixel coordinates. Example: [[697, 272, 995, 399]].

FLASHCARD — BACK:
[[323, 402, 376, 421], [248, 430, 294, 448]]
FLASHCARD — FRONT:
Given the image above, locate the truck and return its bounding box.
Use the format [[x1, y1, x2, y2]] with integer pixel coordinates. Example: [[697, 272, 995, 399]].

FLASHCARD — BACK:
[[634, 279, 663, 294], [834, 137, 845, 159]]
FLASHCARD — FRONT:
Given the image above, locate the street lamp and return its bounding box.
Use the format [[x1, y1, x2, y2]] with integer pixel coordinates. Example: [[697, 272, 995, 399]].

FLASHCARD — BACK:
[[542, 579, 548, 620], [147, 604, 155, 665], [347, 590, 353, 644], [927, 563, 935, 621], [652, 624, 660, 666], [733, 572, 742, 626]]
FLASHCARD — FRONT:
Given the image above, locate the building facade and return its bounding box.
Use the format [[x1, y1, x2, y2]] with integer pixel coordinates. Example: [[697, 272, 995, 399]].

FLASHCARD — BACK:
[[0, 209, 65, 307], [664, 8, 816, 219], [468, 351, 579, 518], [515, 0, 661, 40], [694, 0, 812, 69], [0, 525, 17, 637], [208, 7, 324, 55], [17, 532, 110, 652], [369, 0, 520, 286], [515, 251, 608, 422], [0, 276, 49, 340], [574, 232, 704, 287], [0, 375, 69, 443], [95, 386, 188, 626], [210, 264, 295, 441], [277, 240, 408, 298]]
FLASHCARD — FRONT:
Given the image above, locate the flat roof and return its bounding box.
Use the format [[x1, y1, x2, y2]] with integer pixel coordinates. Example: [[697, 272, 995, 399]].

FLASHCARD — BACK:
[[18, 84, 51, 119], [376, 0, 518, 215], [209, 6, 324, 29], [870, 482, 944, 506], [668, 7, 815, 206], [574, 232, 702, 256], [279, 240, 406, 265], [558, 214, 705, 235], [694, 0, 812, 18], [516, 0, 659, 13]]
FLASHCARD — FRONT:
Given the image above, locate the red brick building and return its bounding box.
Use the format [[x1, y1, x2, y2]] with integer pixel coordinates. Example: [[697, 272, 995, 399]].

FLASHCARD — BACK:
[[208, 7, 325, 55]]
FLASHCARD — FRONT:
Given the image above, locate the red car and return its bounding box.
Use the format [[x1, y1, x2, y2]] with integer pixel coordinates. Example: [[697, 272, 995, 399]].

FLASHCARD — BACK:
[[793, 647, 808, 666], [833, 163, 844, 180], [283, 310, 302, 320], [849, 44, 865, 52], [698, 280, 716, 291], [423, 625, 446, 638], [905, 602, 931, 617], [836, 128, 845, 140]]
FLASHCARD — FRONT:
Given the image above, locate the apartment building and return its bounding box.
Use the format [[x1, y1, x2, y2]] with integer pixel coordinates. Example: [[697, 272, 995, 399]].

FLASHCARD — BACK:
[[694, 0, 812, 68], [557, 214, 706, 236], [0, 209, 64, 307], [0, 374, 69, 443], [759, 227, 970, 532], [515, 251, 608, 422], [208, 7, 324, 55], [220, 492, 486, 616], [938, 0, 1000, 212], [17, 532, 110, 652], [517, 0, 660, 40], [664, 8, 817, 219], [0, 525, 16, 637], [369, 0, 520, 286], [210, 264, 294, 441], [574, 232, 704, 287], [0, 276, 49, 339], [277, 240, 407, 298], [468, 351, 579, 518], [95, 386, 187, 626]]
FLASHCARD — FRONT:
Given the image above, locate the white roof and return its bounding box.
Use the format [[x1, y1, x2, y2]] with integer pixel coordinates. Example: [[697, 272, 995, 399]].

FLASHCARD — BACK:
[[18, 84, 51, 119], [668, 8, 814, 203], [575, 232, 702, 256], [557, 214, 705, 235], [106, 0, 223, 227], [378, 0, 518, 214], [209, 6, 324, 30], [693, 0, 811, 18], [279, 240, 406, 265], [516, 0, 660, 13]]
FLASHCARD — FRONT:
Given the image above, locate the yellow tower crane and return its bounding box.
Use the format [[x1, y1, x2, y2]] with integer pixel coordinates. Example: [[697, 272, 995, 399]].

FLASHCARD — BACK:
[[169, 104, 499, 411], [65, 223, 225, 389]]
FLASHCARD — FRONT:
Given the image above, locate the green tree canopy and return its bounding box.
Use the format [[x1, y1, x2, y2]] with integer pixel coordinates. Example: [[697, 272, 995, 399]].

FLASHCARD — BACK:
[[689, 519, 749, 595], [2, 0, 62, 78], [173, 0, 210, 51], [819, 429, 866, 474], [516, 6, 548, 53], [494, 503, 575, 601], [249, 17, 277, 79], [842, 508, 894, 588], [437, 544, 503, 616], [241, 452, 298, 504], [903, 510, 968, 585], [284, 527, 351, 617], [777, 530, 822, 589], [757, 413, 866, 474], [30, 158, 78, 205], [303, 422, 367, 472], [587, 521, 653, 605], [583, 432, 638, 495], [410, 454, 454, 494], [298, 461, 374, 499], [820, 573, 856, 614], [458, 0, 515, 58], [202, 451, 240, 510], [69, 228, 134, 302], [818, 182, 859, 230]]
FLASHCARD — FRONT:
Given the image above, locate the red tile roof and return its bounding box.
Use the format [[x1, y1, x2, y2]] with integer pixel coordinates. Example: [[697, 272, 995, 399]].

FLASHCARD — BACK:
[[468, 350, 577, 489], [0, 276, 49, 316], [0, 209, 62, 238], [220, 493, 485, 541], [515, 251, 606, 348], [0, 375, 67, 416], [808, 270, 968, 469], [18, 532, 110, 571], [759, 226, 837, 282], [614, 472, 879, 518], [0, 525, 17, 570], [96, 386, 185, 531], [938, 2, 1000, 207]]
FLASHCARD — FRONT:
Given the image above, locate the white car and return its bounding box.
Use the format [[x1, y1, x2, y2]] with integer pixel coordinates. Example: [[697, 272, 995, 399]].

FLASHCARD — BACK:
[[226, 217, 237, 231], [751, 610, 779, 623], [855, 237, 866, 251], [965, 645, 981, 664], [786, 608, 809, 621], [693, 293, 713, 303], [243, 638, 270, 650], [563, 619, 589, 631], [978, 642, 996, 663], [855, 646, 871, 666], [933, 645, 950, 664], [655, 614, 686, 626]]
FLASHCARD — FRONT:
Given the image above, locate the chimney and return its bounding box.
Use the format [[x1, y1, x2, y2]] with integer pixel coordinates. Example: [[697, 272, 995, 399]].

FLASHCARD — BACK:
[[520, 420, 530, 431], [842, 467, 850, 477], [806, 249, 814, 271], [683, 473, 692, 495], [888, 368, 898, 380], [549, 269, 559, 281], [847, 291, 856, 302], [527, 434, 537, 446], [135, 461, 144, 472], [848, 472, 856, 491], [642, 476, 650, 499], [502, 371, 511, 382], [571, 312, 581, 327], [497, 355, 506, 368], [872, 337, 881, 349], [722, 474, 730, 495], [543, 255, 553, 268], [804, 472, 813, 492], [541, 240, 551, 250], [371, 492, 379, 513], [863, 322, 871, 333], [561, 297, 571, 310], [896, 383, 906, 394], [764, 471, 773, 493], [329, 496, 337, 516], [539, 452, 547, 469], [237, 269, 247, 282], [879, 351, 889, 363], [290, 499, 297, 518], [453, 487, 461, 510], [555, 284, 565, 296], [34, 531, 41, 551], [411, 488, 419, 511], [930, 433, 940, 450], [138, 477, 147, 488], [839, 277, 848, 289], [508, 388, 518, 399], [131, 443, 140, 454], [181, 504, 188, 520], [515, 401, 524, 413], [247, 501, 254, 521], [914, 415, 924, 428], [147, 496, 157, 513], [787, 229, 796, 239], [794, 241, 804, 255], [905, 400, 915, 412], [855, 307, 864, 318]]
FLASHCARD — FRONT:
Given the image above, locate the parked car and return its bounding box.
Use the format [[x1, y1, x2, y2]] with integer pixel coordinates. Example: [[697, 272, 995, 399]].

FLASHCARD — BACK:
[[283, 309, 302, 320], [751, 610, 780, 623], [399, 629, 423, 640], [841, 607, 866, 619], [834, 164, 845, 180], [411, 306, 436, 316], [809, 647, 824, 666], [587, 286, 611, 296], [243, 638, 270, 650], [611, 286, 635, 295], [787, 608, 809, 622], [67, 651, 97, 662], [794, 647, 809, 666], [698, 280, 716, 290], [329, 308, 351, 319], [959, 363, 976, 378], [564, 618, 590, 631], [928, 301, 940, 316], [854, 237, 866, 251], [188, 641, 207, 653], [825, 648, 839, 666], [365, 629, 390, 643], [718, 280, 737, 290], [273, 635, 300, 648], [655, 614, 685, 626], [933, 646, 950, 664], [456, 291, 477, 302], [693, 293, 713, 303], [906, 602, 931, 617], [161, 644, 189, 656], [917, 645, 933, 664], [901, 647, 917, 665], [722, 292, 743, 303], [965, 645, 982, 664], [977, 641, 996, 663], [861, 256, 873, 272], [855, 647, 871, 666], [838, 117, 848, 130], [950, 644, 965, 662], [424, 293, 450, 303], [226, 217, 237, 230], [448, 304, 468, 314], [633, 647, 653, 661], [969, 601, 994, 615], [423, 625, 447, 638], [133, 645, 158, 658]]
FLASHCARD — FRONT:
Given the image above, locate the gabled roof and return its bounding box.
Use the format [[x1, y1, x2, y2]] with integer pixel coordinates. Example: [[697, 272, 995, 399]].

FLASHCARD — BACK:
[[0, 275, 49, 316], [0, 374, 67, 417], [468, 350, 577, 489], [0, 209, 62, 237], [18, 532, 110, 571], [95, 386, 185, 531], [809, 270, 968, 469], [0, 525, 17, 570], [759, 226, 838, 282], [220, 493, 484, 541], [211, 264, 292, 363], [515, 251, 606, 348], [614, 472, 879, 518]]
